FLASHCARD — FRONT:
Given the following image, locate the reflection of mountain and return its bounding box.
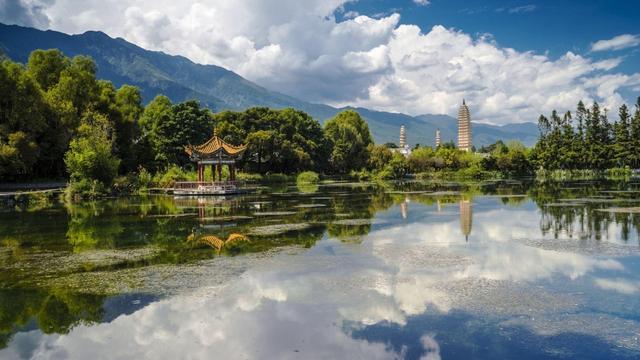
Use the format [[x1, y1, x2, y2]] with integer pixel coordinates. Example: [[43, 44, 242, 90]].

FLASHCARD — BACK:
[[460, 200, 473, 241]]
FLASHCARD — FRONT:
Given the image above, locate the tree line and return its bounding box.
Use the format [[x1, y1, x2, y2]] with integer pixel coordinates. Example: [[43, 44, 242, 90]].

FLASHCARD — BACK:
[[0, 49, 378, 192], [2, 49, 639, 193], [532, 99, 640, 170]]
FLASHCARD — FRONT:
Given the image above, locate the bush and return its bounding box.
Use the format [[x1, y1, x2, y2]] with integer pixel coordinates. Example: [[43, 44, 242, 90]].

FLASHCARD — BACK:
[[236, 172, 263, 182], [65, 179, 108, 200], [153, 165, 189, 187], [296, 171, 320, 184], [376, 153, 408, 180], [261, 173, 293, 183]]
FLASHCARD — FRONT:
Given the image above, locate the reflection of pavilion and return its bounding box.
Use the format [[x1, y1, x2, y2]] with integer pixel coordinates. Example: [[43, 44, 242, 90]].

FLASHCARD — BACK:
[[460, 199, 473, 241]]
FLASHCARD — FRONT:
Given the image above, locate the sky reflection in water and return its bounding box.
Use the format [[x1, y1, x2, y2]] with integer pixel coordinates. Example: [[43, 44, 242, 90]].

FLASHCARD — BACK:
[[1, 181, 640, 359]]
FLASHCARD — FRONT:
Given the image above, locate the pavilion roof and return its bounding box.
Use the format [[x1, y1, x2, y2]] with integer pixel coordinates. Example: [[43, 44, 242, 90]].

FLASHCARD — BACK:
[[185, 131, 247, 159]]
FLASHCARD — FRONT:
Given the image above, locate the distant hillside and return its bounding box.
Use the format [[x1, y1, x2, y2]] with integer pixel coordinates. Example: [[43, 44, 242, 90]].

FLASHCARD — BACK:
[[0, 23, 539, 147]]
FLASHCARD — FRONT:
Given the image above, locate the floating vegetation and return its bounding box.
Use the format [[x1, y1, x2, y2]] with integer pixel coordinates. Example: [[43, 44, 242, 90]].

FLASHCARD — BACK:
[[199, 216, 253, 222], [331, 219, 384, 226], [557, 198, 634, 204], [334, 213, 352, 217], [253, 211, 297, 216], [424, 191, 461, 196], [543, 202, 586, 207], [293, 204, 327, 208], [386, 191, 430, 195], [248, 223, 312, 236], [596, 207, 640, 213], [147, 213, 197, 218]]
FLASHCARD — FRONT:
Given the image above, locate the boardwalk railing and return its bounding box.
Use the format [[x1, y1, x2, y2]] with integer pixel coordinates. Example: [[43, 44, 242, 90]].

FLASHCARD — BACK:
[[172, 181, 244, 191]]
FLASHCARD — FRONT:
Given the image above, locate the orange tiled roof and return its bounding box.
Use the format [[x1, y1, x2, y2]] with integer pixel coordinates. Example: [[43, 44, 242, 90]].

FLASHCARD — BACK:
[[185, 133, 247, 158]]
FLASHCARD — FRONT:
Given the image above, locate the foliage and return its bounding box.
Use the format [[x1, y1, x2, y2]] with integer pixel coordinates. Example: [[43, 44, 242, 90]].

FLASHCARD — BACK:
[[324, 110, 373, 174], [367, 144, 394, 171], [152, 165, 190, 188], [297, 171, 320, 184], [376, 153, 409, 180], [64, 112, 120, 195], [214, 107, 329, 174], [532, 99, 640, 171]]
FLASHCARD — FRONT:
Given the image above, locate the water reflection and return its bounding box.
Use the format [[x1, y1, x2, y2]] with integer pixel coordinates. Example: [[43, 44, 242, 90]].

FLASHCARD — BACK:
[[1, 180, 640, 358]]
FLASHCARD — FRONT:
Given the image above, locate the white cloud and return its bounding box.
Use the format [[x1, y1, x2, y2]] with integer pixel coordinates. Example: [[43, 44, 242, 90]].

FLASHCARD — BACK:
[[496, 4, 537, 14], [5, 0, 640, 124], [413, 0, 430, 6], [591, 34, 640, 52]]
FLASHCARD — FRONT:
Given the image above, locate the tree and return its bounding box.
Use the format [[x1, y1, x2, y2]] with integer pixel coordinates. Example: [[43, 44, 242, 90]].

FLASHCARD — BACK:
[[324, 110, 373, 174], [153, 100, 213, 166], [407, 146, 436, 173], [631, 98, 640, 169], [368, 144, 394, 171], [26, 49, 69, 91], [613, 104, 632, 167], [64, 112, 120, 189], [114, 85, 143, 171], [213, 107, 328, 174]]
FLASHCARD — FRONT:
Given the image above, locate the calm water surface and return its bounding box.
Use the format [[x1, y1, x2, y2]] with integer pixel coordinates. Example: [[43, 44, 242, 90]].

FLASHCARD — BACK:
[[1, 180, 640, 359]]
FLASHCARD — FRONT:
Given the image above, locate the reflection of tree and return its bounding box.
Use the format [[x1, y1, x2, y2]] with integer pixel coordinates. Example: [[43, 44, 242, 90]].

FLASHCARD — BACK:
[[327, 189, 393, 241], [0, 288, 104, 349], [65, 201, 123, 252], [531, 180, 640, 242]]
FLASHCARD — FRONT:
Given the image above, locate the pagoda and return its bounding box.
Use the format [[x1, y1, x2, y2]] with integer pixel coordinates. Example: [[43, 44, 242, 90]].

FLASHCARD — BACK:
[[184, 129, 247, 183], [457, 99, 472, 151]]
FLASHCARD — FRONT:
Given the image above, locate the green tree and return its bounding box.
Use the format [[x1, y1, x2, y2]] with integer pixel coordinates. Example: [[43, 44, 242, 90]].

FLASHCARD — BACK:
[[26, 49, 70, 91], [154, 100, 212, 166], [613, 104, 632, 167], [324, 110, 373, 174], [64, 112, 120, 190], [631, 98, 640, 169], [367, 144, 394, 171]]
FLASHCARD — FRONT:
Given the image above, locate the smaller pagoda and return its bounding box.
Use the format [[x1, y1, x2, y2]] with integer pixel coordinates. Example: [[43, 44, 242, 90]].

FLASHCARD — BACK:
[[184, 129, 247, 183]]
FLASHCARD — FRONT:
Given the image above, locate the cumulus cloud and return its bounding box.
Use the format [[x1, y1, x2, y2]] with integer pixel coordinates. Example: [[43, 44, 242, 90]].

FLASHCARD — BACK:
[[413, 0, 431, 6], [9, 0, 640, 124], [0, 0, 51, 28], [591, 34, 640, 52]]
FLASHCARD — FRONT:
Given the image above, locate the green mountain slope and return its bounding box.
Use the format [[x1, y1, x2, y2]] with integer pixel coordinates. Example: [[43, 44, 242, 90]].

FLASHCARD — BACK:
[[0, 23, 539, 147]]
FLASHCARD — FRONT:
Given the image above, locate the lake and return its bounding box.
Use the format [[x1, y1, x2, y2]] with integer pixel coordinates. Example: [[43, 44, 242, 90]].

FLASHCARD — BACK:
[[1, 180, 640, 359]]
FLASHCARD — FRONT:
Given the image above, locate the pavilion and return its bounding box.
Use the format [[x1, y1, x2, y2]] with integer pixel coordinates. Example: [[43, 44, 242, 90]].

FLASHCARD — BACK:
[[174, 130, 247, 195], [184, 129, 247, 183]]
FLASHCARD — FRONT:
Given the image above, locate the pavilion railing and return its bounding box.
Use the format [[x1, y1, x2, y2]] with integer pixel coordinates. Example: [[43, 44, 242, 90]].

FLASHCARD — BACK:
[[172, 181, 245, 190]]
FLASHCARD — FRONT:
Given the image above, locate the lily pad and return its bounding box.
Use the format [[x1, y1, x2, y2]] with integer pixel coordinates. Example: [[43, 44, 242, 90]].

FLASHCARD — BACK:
[[595, 207, 640, 213], [253, 211, 297, 216], [248, 223, 313, 236]]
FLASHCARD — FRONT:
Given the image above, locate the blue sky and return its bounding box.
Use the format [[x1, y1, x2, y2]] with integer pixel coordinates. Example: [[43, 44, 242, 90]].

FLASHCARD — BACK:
[[343, 0, 640, 73], [2, 0, 639, 124]]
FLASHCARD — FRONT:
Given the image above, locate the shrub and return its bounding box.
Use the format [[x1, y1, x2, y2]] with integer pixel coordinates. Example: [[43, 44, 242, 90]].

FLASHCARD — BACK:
[[262, 173, 292, 183], [153, 165, 189, 187], [297, 171, 320, 184], [65, 179, 108, 200]]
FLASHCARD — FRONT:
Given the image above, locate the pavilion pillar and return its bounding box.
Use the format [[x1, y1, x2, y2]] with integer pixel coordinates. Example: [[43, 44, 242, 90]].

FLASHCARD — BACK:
[[217, 163, 222, 181], [230, 163, 235, 181], [210, 164, 215, 182], [197, 163, 203, 182]]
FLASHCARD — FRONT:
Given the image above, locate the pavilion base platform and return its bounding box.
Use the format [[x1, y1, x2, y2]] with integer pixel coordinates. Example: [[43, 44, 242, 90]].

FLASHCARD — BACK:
[[172, 181, 249, 196]]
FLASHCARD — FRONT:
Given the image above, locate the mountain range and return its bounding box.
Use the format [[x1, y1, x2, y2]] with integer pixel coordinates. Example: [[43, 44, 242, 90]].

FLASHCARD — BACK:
[[0, 23, 539, 147]]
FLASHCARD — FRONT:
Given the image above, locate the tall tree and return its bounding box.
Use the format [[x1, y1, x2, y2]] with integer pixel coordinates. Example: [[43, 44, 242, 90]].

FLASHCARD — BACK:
[[613, 104, 631, 167], [323, 110, 373, 174], [631, 97, 640, 169]]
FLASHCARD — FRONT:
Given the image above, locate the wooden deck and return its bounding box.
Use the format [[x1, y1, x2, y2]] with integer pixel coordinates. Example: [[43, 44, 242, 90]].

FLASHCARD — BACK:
[[171, 181, 248, 196]]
